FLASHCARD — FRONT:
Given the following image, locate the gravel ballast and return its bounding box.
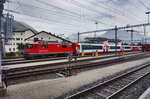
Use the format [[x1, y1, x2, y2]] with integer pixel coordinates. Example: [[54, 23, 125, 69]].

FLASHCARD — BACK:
[[1, 57, 150, 99]]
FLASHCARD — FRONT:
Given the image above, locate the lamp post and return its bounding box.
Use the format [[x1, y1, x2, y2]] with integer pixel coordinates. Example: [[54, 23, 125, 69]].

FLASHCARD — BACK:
[[94, 22, 98, 38], [145, 11, 150, 23]]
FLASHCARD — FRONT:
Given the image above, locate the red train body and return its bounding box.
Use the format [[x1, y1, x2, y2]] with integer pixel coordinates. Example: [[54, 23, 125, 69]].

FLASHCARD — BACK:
[[24, 43, 142, 59], [24, 43, 73, 59], [141, 44, 150, 51]]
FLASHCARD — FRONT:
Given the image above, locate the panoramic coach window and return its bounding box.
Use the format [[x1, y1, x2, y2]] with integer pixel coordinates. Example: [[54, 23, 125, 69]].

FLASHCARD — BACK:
[[82, 45, 102, 50], [42, 45, 48, 48], [125, 47, 131, 49], [16, 38, 20, 40], [62, 45, 67, 48]]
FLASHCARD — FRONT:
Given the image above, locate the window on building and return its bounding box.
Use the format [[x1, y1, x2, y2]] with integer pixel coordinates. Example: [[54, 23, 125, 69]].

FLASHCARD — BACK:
[[13, 43, 15, 45], [49, 37, 50, 39], [16, 43, 20, 45], [13, 33, 15, 35], [41, 37, 43, 40], [42, 45, 48, 48], [34, 38, 38, 42], [21, 38, 23, 40], [9, 48, 11, 51], [16, 38, 20, 40], [21, 33, 23, 35], [13, 38, 15, 40], [13, 48, 15, 51]]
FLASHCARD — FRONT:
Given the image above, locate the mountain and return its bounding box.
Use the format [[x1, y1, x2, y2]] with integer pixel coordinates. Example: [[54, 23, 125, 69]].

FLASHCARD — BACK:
[[100, 30, 149, 44], [1, 17, 38, 33], [68, 33, 85, 42]]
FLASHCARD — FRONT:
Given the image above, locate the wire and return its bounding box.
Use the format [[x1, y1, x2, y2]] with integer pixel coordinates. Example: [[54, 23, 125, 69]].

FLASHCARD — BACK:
[[4, 9, 86, 27], [36, 0, 114, 26], [7, 0, 113, 28], [84, 0, 142, 23], [67, 0, 126, 24], [138, 0, 150, 11]]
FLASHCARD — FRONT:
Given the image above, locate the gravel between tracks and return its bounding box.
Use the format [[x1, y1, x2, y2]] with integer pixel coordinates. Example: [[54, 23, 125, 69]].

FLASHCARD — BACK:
[[1, 57, 150, 99]]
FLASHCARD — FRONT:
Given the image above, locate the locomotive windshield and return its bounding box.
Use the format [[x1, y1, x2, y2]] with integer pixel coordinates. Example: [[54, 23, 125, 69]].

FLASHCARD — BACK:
[[27, 44, 33, 49]]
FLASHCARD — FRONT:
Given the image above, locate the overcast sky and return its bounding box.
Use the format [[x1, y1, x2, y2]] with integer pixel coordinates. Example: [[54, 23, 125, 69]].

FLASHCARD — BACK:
[[3, 0, 150, 38]]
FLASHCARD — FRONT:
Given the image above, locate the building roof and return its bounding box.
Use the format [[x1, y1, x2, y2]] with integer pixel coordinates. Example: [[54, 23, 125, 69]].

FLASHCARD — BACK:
[[24, 31, 71, 43]]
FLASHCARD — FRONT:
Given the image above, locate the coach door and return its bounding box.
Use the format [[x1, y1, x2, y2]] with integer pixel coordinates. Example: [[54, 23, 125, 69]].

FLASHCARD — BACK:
[[34, 44, 38, 53]]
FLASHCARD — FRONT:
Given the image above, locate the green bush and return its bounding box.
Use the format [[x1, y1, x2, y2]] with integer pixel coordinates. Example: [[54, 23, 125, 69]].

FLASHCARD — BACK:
[[6, 52, 16, 56]]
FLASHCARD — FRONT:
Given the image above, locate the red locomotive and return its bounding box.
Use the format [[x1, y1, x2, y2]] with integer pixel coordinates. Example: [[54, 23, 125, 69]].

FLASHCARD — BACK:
[[141, 44, 150, 51], [24, 43, 73, 59], [24, 42, 142, 59]]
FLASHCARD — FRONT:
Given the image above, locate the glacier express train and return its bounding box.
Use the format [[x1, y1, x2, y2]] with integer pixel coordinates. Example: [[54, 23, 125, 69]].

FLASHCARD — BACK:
[[24, 42, 142, 59]]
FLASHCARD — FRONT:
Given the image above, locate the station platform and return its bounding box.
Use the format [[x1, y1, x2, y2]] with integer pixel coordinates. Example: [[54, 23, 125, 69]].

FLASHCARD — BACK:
[[139, 87, 150, 99]]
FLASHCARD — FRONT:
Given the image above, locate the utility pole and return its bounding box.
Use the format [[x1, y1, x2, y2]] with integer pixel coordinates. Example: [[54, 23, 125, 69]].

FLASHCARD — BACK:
[[127, 29, 134, 46], [78, 32, 79, 43], [0, 0, 6, 84], [144, 26, 146, 44], [146, 12, 150, 23], [115, 26, 117, 55]]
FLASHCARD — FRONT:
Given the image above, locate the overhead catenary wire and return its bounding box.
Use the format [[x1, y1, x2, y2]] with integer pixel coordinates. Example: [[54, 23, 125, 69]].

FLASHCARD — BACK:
[[63, 0, 127, 24], [36, 0, 114, 27], [138, 0, 150, 11], [83, 0, 143, 24], [96, 0, 145, 23], [6, 0, 113, 28]]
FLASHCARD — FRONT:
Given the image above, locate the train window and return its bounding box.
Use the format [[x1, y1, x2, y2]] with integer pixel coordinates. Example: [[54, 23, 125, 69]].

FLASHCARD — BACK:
[[35, 45, 38, 48], [110, 46, 120, 49], [62, 45, 67, 48], [117, 46, 120, 49], [78, 45, 80, 50], [82, 45, 103, 50], [42, 45, 48, 48], [27, 44, 33, 49], [125, 47, 131, 49]]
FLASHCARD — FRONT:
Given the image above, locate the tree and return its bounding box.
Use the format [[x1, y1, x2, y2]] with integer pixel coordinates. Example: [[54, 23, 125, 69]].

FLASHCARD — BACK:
[[17, 43, 25, 54]]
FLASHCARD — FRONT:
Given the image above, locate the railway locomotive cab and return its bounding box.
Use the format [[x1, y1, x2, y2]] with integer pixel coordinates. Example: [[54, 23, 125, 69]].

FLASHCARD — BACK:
[[24, 43, 73, 59]]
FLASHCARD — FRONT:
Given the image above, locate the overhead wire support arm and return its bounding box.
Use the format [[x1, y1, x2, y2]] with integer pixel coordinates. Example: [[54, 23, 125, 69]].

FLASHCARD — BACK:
[[79, 23, 150, 35]]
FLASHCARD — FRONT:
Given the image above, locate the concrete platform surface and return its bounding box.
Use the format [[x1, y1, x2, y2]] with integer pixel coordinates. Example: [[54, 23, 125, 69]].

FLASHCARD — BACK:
[[1, 57, 150, 99]]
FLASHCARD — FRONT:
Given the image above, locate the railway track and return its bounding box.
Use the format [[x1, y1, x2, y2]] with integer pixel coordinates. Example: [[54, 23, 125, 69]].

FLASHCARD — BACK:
[[65, 62, 150, 99], [5, 52, 150, 80], [2, 51, 142, 65]]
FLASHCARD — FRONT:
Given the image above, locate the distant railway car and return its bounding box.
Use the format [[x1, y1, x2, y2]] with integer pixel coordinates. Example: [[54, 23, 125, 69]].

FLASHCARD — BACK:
[[107, 45, 122, 52], [24, 43, 73, 59], [131, 46, 142, 51], [75, 43, 105, 55], [141, 44, 150, 51], [123, 45, 132, 51]]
